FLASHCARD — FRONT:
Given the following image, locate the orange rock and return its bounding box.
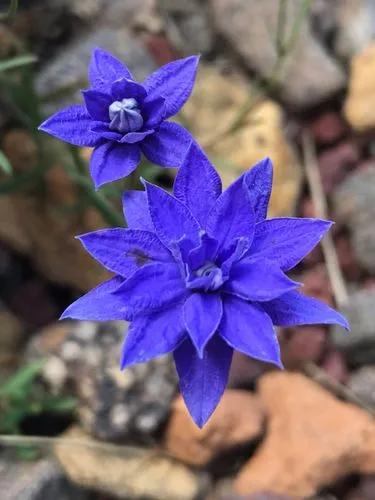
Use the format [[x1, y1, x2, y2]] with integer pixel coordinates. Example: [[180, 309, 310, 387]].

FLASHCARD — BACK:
[[234, 372, 375, 498], [163, 390, 264, 467]]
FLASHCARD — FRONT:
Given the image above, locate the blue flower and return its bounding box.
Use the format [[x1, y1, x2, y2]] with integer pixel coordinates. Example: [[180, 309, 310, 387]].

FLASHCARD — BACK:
[[61, 143, 349, 427], [39, 48, 199, 188]]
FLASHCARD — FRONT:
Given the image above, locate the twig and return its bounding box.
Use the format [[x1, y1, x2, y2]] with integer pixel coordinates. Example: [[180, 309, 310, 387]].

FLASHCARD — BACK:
[[302, 131, 349, 308]]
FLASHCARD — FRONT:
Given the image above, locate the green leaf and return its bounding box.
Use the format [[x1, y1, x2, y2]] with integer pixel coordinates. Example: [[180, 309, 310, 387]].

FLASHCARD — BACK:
[[0, 150, 12, 175], [0, 55, 37, 73], [0, 0, 19, 20], [0, 360, 45, 399]]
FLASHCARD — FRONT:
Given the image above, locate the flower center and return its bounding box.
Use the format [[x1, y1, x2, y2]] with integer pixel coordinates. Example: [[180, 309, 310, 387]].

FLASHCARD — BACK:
[[186, 261, 224, 292], [108, 98, 143, 133]]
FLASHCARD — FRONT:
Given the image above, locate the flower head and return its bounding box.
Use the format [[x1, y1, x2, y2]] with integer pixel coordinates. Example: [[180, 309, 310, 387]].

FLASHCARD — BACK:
[[61, 143, 349, 427], [39, 48, 199, 188]]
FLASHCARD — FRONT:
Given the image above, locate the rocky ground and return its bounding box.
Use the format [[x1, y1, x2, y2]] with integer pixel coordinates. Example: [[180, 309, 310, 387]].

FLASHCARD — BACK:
[[1, 0, 375, 499]]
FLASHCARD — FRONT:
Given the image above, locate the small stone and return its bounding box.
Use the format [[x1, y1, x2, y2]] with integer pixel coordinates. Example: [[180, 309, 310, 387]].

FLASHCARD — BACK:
[[234, 372, 375, 497], [321, 349, 348, 383], [333, 165, 375, 274], [282, 326, 327, 368], [54, 426, 203, 500], [42, 356, 68, 392], [163, 390, 264, 467], [345, 43, 375, 132], [309, 112, 347, 146], [348, 366, 375, 408], [210, 0, 346, 110]]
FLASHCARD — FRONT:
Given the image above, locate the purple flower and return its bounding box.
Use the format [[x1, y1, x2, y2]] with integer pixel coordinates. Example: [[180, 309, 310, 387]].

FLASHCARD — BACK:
[[61, 143, 349, 427], [39, 48, 199, 188]]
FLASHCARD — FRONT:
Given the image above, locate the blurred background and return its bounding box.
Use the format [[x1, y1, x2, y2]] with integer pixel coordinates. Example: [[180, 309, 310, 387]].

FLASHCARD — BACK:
[[0, 0, 375, 499]]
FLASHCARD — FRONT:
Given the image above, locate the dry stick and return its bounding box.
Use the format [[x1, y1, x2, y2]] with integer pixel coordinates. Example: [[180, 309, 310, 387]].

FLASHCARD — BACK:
[[301, 131, 375, 417]]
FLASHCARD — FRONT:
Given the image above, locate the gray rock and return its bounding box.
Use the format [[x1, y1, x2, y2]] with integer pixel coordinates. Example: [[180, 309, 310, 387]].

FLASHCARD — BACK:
[[209, 0, 346, 111], [0, 458, 88, 500], [35, 27, 156, 112], [331, 288, 375, 364], [333, 165, 375, 274], [27, 320, 178, 443], [348, 365, 375, 408]]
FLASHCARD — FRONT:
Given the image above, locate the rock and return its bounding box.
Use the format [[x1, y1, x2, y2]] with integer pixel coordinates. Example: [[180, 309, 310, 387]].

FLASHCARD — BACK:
[[331, 288, 375, 364], [210, 0, 346, 110], [345, 43, 375, 132], [159, 0, 214, 55], [0, 305, 25, 372], [54, 426, 203, 500], [348, 366, 375, 408], [301, 265, 333, 306], [281, 326, 327, 368], [36, 27, 155, 111], [335, 234, 362, 282], [333, 165, 375, 274], [309, 111, 347, 146], [333, 0, 375, 60], [346, 475, 375, 500], [321, 349, 349, 383], [234, 372, 375, 497], [184, 65, 303, 217], [317, 141, 359, 195], [27, 320, 178, 442], [229, 352, 270, 388], [163, 390, 264, 467], [0, 458, 88, 500]]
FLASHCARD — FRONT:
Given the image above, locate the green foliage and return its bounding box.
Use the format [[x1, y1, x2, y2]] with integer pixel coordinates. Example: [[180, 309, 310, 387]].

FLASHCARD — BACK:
[[0, 55, 37, 73], [0, 0, 18, 20], [0, 361, 76, 436], [0, 150, 13, 175]]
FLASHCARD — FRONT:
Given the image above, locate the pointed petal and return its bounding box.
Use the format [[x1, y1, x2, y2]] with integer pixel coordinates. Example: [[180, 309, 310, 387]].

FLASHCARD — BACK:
[[110, 78, 147, 102], [39, 105, 99, 147], [143, 55, 199, 119], [90, 142, 140, 188], [60, 277, 128, 321], [206, 174, 255, 249], [82, 89, 111, 121], [78, 228, 172, 277], [120, 130, 154, 144], [244, 157, 273, 222], [141, 121, 193, 168], [223, 257, 301, 301], [121, 305, 185, 369], [143, 180, 200, 248], [89, 47, 133, 91], [251, 218, 333, 271], [142, 96, 166, 129], [262, 290, 349, 329], [90, 122, 122, 141], [114, 262, 186, 318], [173, 142, 222, 226], [122, 190, 153, 231], [174, 335, 233, 427], [183, 293, 223, 357], [220, 295, 283, 368]]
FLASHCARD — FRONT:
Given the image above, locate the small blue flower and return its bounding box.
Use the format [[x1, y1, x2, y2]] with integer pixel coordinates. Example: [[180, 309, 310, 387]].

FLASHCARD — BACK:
[[38, 48, 199, 188], [61, 143, 349, 427]]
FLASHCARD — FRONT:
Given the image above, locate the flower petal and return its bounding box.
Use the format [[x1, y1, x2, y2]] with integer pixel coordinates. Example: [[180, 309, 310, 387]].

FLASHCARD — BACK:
[[143, 55, 199, 119], [122, 190, 154, 231], [60, 277, 127, 321], [39, 105, 99, 147], [142, 96, 166, 129], [110, 78, 147, 102], [174, 335, 233, 428], [174, 142, 222, 226], [220, 295, 283, 368], [250, 218, 333, 271], [90, 122, 122, 141], [77, 228, 172, 277], [244, 157, 273, 223], [121, 304, 185, 369], [89, 47, 133, 91], [262, 290, 349, 329], [82, 89, 111, 121], [120, 130, 154, 144], [206, 174, 255, 250], [90, 142, 140, 188], [141, 122, 193, 168], [183, 292, 223, 357], [114, 262, 186, 318], [223, 257, 300, 301], [143, 180, 200, 248]]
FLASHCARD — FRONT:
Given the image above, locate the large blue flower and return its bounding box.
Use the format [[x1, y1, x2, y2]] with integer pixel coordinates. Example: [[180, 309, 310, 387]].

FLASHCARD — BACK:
[[39, 48, 199, 188], [61, 143, 348, 427]]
